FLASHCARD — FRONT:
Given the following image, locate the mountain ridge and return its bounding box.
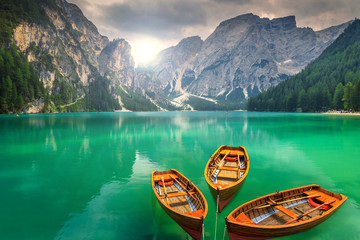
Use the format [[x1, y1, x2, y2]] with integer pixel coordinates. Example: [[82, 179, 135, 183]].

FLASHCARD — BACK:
[[136, 13, 351, 110]]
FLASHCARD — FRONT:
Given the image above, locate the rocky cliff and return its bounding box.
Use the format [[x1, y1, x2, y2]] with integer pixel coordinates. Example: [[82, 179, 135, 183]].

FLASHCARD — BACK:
[[11, 0, 138, 112], [138, 13, 350, 108], [99, 39, 135, 88]]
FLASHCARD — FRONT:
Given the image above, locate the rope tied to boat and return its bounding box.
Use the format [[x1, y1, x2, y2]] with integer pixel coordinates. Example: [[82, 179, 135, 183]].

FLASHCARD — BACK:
[[214, 187, 220, 240], [222, 225, 227, 240], [202, 223, 205, 240]]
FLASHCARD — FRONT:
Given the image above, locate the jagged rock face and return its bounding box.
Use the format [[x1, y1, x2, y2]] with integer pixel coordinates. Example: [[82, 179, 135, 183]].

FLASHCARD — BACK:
[[13, 17, 92, 87], [142, 13, 349, 101], [62, 1, 109, 68], [99, 39, 135, 87], [12, 0, 135, 109]]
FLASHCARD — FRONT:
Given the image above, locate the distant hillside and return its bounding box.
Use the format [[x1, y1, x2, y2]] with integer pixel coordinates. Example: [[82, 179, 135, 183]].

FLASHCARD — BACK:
[[247, 19, 360, 112]]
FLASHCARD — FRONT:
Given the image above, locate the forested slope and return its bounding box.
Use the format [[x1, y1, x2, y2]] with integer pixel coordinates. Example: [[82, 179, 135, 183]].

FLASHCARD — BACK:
[[247, 19, 360, 112]]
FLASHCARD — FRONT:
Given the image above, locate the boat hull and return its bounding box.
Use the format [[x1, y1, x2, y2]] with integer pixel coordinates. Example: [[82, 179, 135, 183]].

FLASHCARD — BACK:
[[208, 178, 245, 213], [226, 207, 341, 240], [157, 201, 203, 240], [152, 169, 207, 240], [226, 184, 347, 239], [205, 145, 250, 213]]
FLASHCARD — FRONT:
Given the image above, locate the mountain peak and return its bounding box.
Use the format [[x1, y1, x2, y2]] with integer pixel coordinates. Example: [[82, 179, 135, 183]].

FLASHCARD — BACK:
[[178, 36, 202, 45], [216, 13, 297, 32], [218, 13, 259, 27], [271, 15, 297, 29], [177, 36, 203, 51]]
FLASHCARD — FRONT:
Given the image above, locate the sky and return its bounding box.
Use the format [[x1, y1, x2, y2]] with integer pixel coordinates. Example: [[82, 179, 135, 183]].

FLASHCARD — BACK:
[[68, 0, 359, 66]]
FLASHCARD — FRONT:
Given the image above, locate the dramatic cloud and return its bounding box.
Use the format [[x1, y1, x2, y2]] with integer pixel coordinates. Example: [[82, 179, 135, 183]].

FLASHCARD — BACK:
[[98, 1, 208, 38], [67, 0, 359, 64]]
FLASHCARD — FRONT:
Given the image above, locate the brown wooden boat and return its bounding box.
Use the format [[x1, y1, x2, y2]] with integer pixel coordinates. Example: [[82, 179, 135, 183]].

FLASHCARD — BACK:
[[151, 169, 208, 240], [225, 184, 347, 240], [204, 145, 250, 213]]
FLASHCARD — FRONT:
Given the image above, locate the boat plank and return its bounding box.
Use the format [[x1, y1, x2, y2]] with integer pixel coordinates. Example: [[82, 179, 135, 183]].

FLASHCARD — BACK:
[[266, 201, 300, 220]]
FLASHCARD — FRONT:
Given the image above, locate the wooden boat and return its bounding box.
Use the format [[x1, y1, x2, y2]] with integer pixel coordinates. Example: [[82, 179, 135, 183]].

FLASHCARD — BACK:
[[151, 169, 208, 240], [225, 184, 347, 240], [204, 145, 250, 213]]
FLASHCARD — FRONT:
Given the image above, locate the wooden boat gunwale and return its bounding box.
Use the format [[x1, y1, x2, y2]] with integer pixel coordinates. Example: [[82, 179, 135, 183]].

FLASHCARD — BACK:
[[204, 145, 250, 191], [226, 184, 347, 231], [151, 168, 208, 221]]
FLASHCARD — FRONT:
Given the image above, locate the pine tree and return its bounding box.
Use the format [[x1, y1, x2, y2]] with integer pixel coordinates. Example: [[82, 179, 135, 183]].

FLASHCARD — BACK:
[[350, 80, 360, 111], [333, 83, 344, 110], [297, 89, 307, 111], [342, 82, 353, 110]]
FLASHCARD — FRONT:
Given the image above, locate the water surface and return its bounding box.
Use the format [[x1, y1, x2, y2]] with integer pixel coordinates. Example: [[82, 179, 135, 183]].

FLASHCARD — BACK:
[[0, 112, 359, 240]]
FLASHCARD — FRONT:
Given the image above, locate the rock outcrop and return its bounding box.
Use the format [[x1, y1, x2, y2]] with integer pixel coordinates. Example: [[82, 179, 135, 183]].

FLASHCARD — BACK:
[[99, 39, 135, 88]]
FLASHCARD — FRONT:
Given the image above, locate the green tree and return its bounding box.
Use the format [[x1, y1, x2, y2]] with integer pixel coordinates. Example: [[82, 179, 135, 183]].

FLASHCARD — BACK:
[[42, 87, 51, 113], [350, 80, 360, 111], [15, 67, 25, 95], [15, 95, 24, 111], [10, 83, 18, 111], [342, 82, 353, 110], [4, 75, 12, 99], [333, 83, 344, 110], [297, 89, 307, 111]]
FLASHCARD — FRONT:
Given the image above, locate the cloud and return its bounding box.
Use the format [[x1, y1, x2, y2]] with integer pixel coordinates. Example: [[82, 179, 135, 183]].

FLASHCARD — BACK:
[[88, 0, 209, 39]]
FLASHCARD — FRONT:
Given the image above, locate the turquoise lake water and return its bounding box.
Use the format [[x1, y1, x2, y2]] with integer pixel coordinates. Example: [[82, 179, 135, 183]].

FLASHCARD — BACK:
[[0, 111, 359, 240]]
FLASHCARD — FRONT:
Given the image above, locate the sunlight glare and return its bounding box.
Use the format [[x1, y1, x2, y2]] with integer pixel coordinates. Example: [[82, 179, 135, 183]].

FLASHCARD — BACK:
[[131, 39, 163, 67]]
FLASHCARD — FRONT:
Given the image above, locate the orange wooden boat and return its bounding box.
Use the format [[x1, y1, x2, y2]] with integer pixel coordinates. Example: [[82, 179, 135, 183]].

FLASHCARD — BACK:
[[204, 145, 250, 213], [151, 169, 208, 240], [225, 184, 347, 240]]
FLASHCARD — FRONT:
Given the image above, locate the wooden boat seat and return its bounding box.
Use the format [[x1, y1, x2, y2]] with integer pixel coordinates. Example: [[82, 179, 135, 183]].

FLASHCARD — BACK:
[[219, 166, 240, 171], [220, 150, 245, 156], [160, 191, 195, 199], [154, 174, 178, 182], [217, 175, 238, 181], [209, 166, 246, 171], [235, 212, 255, 224], [266, 201, 301, 220], [209, 166, 234, 171]]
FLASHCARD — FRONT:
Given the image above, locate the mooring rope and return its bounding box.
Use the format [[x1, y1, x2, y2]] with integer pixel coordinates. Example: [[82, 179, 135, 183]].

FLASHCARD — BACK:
[[214, 192, 219, 240], [202, 223, 205, 240], [222, 225, 227, 240]]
